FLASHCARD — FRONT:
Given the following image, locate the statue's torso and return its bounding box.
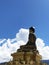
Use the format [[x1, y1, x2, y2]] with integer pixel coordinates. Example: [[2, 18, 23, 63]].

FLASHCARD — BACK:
[[29, 33, 36, 43]]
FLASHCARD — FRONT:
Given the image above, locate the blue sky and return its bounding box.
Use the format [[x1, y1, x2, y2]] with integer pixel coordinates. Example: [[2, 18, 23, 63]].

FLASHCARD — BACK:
[[0, 0, 49, 45]]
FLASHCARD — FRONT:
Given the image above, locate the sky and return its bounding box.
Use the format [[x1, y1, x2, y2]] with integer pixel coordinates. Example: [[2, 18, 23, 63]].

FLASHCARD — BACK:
[[0, 0, 49, 44], [0, 0, 49, 63]]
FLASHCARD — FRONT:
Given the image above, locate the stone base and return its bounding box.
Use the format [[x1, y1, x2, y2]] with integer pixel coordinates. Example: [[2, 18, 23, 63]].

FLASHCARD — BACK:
[[10, 51, 42, 65], [7, 51, 47, 65], [7, 48, 47, 65]]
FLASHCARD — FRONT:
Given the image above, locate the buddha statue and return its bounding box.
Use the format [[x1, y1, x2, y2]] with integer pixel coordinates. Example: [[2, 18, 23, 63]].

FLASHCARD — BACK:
[[26, 27, 37, 50]]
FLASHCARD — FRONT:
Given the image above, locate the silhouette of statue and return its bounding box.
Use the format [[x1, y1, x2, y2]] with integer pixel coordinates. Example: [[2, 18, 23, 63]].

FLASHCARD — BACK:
[[17, 27, 37, 52], [26, 27, 37, 50]]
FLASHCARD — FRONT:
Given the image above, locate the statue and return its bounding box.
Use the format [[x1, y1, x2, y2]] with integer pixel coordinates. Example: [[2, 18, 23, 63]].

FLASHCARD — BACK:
[[17, 27, 37, 52], [26, 27, 37, 50]]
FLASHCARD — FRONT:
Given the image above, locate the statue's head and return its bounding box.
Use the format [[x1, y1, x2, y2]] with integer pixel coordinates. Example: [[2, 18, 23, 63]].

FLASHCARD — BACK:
[[29, 27, 35, 33]]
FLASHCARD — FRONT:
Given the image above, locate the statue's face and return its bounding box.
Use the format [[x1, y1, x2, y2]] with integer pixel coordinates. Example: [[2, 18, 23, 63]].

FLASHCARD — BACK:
[[29, 30, 33, 33]]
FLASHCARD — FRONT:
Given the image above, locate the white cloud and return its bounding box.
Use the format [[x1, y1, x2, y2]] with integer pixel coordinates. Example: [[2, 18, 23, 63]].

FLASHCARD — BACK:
[[16, 28, 29, 43], [0, 39, 6, 44], [0, 28, 49, 63], [36, 38, 49, 60]]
